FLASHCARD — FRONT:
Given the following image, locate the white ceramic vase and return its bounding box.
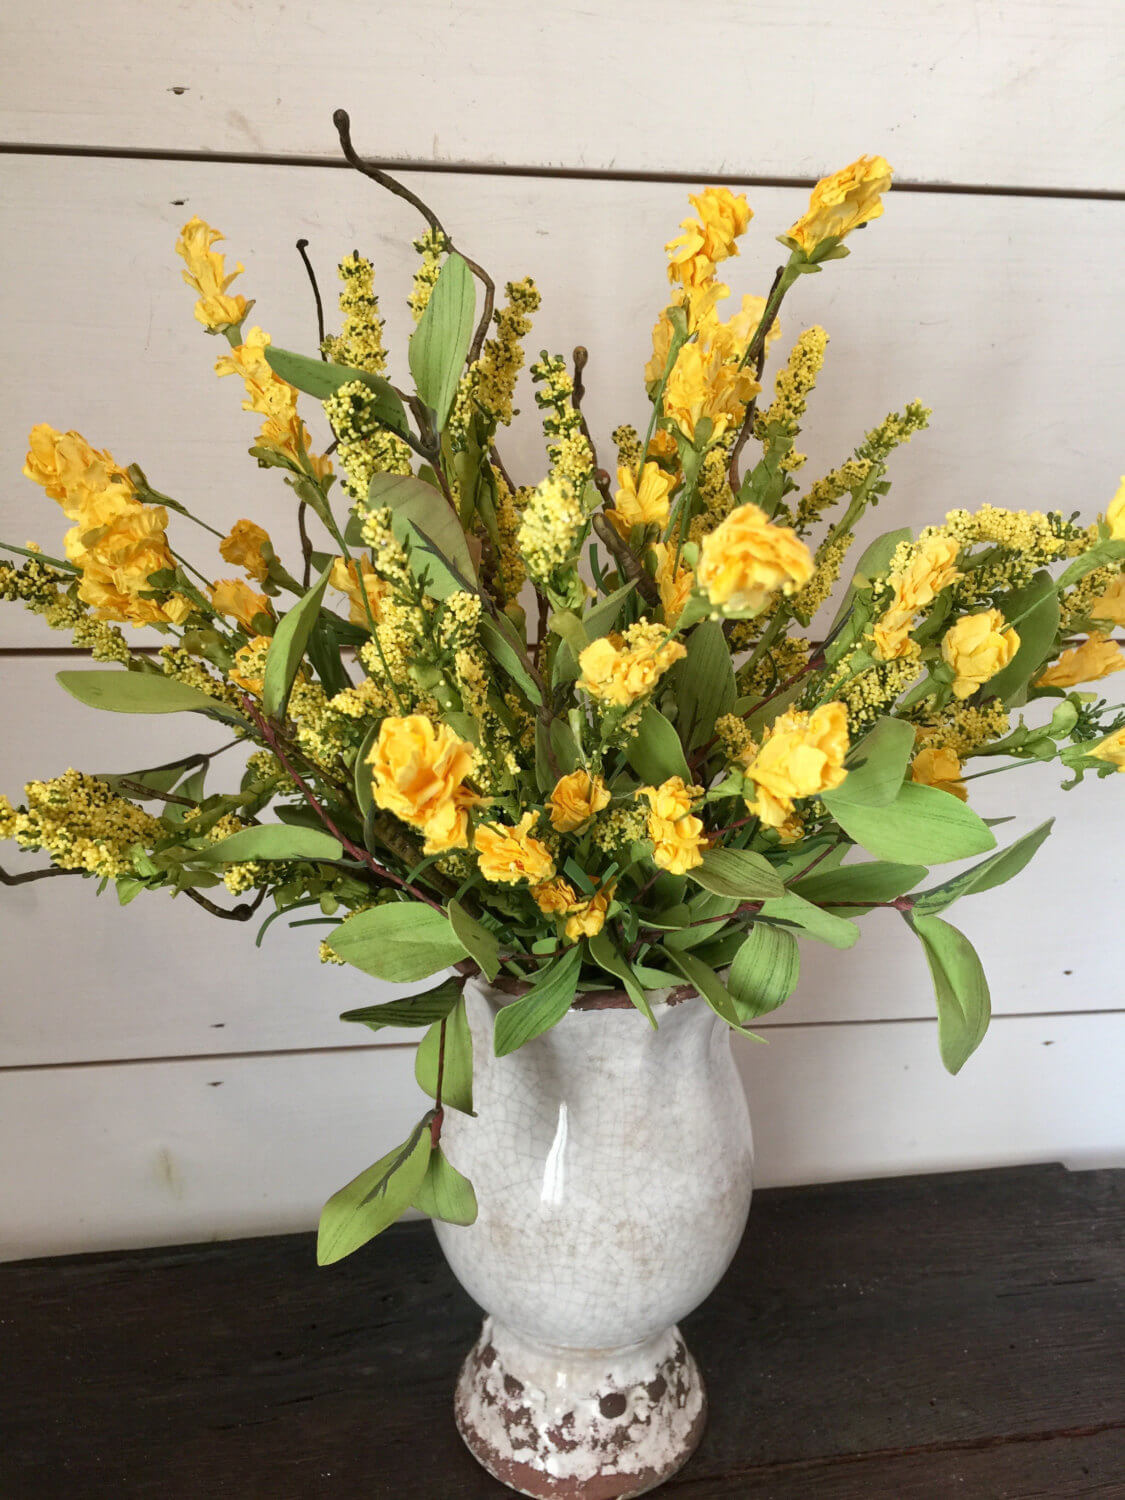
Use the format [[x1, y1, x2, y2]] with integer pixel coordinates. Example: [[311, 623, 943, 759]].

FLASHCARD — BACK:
[[434, 974, 754, 1499]]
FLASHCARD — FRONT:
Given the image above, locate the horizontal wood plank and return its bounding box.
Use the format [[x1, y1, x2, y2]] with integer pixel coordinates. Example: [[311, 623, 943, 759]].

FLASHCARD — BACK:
[[1, 2, 1122, 189], [1, 1164, 1121, 1496], [2, 1014, 1121, 1260]]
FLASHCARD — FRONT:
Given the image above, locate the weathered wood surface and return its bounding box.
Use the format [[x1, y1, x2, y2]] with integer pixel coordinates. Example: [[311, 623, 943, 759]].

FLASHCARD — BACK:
[[2, 1163, 1121, 1496]]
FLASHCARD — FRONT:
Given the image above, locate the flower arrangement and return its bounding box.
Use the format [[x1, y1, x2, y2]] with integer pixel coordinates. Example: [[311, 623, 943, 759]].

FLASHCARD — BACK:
[[3, 118, 1123, 1264]]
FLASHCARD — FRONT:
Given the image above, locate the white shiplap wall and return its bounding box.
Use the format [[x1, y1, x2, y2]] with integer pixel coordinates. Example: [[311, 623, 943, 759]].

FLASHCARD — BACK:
[[1, 1, 1122, 1260]]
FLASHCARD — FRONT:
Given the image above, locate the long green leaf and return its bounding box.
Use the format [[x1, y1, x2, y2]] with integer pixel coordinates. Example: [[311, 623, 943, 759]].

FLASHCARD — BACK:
[[339, 976, 465, 1032], [369, 471, 478, 598], [587, 932, 657, 1028], [758, 892, 859, 949], [56, 669, 244, 723], [327, 902, 465, 982], [912, 820, 1054, 916], [830, 716, 915, 807], [688, 847, 785, 901], [262, 562, 332, 719], [412, 1145, 478, 1226], [408, 252, 476, 429], [823, 780, 996, 863], [264, 346, 410, 436], [354, 719, 380, 818], [793, 860, 927, 910], [416, 995, 474, 1114], [478, 616, 542, 705], [1054, 538, 1125, 592], [448, 899, 501, 982], [198, 825, 343, 864], [662, 947, 764, 1038], [493, 946, 582, 1057], [624, 705, 691, 785], [674, 620, 736, 752], [728, 924, 801, 1018], [316, 1118, 433, 1265], [987, 572, 1059, 703], [909, 913, 992, 1074]]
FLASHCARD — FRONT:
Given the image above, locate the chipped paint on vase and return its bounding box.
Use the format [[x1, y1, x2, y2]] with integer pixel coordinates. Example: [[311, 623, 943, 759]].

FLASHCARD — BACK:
[[434, 974, 754, 1497]]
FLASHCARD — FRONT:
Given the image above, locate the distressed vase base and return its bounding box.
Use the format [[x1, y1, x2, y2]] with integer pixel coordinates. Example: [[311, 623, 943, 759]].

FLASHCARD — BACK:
[[453, 1317, 707, 1499]]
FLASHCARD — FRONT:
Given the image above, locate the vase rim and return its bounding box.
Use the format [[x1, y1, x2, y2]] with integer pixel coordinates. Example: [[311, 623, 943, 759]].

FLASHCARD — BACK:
[[455, 960, 694, 1011]]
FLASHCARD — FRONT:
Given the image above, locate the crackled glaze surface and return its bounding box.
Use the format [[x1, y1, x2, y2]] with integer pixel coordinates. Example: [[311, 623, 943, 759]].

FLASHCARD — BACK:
[[434, 977, 754, 1496]]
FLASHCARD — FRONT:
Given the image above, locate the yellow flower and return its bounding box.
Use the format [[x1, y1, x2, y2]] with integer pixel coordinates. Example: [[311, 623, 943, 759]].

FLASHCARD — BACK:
[[606, 464, 674, 538], [1036, 636, 1125, 689], [475, 812, 555, 885], [329, 555, 387, 627], [215, 327, 331, 480], [743, 703, 849, 828], [941, 610, 1019, 699], [1090, 725, 1125, 772], [211, 579, 271, 633], [175, 216, 250, 332], [638, 778, 707, 874], [577, 623, 687, 708], [662, 339, 760, 442], [532, 877, 578, 916], [563, 883, 616, 941], [666, 188, 752, 288], [872, 535, 961, 661], [367, 715, 478, 853], [23, 425, 128, 516], [697, 502, 814, 615], [911, 746, 968, 802], [652, 543, 694, 626], [219, 519, 272, 583], [1105, 476, 1125, 539], [784, 156, 893, 256], [229, 635, 272, 695], [1090, 575, 1125, 627], [65, 496, 189, 627], [548, 770, 611, 832]]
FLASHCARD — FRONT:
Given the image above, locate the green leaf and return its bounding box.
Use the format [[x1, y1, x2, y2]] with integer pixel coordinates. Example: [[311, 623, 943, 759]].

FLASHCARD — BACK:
[[793, 859, 927, 913], [674, 620, 737, 753], [327, 901, 465, 982], [494, 946, 582, 1057], [823, 780, 996, 864], [624, 706, 691, 785], [264, 346, 410, 437], [534, 716, 581, 791], [583, 581, 636, 642], [728, 924, 801, 1018], [688, 848, 785, 901], [416, 995, 474, 1114], [56, 669, 244, 723], [830, 716, 915, 807], [662, 948, 764, 1038], [262, 562, 333, 719], [408, 251, 476, 429], [587, 932, 657, 1028], [1054, 538, 1125, 592], [369, 471, 478, 599], [986, 572, 1060, 703], [478, 616, 542, 705], [354, 720, 379, 819], [412, 1145, 477, 1225], [828, 526, 913, 635], [340, 975, 465, 1032], [912, 819, 1054, 916], [448, 899, 501, 982], [758, 892, 859, 949], [909, 913, 991, 1074], [317, 1118, 433, 1265], [198, 825, 343, 864]]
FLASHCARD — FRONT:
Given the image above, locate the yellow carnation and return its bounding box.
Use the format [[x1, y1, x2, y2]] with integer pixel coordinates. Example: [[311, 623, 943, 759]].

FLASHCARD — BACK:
[[65, 496, 189, 626], [211, 579, 271, 633], [175, 216, 250, 332], [577, 623, 687, 708], [652, 543, 695, 626], [697, 503, 814, 616], [474, 812, 555, 885], [219, 519, 272, 582], [607, 464, 674, 538], [941, 610, 1019, 700], [1105, 476, 1125, 540], [329, 555, 387, 628], [743, 702, 849, 828], [563, 883, 616, 941], [872, 535, 961, 661], [638, 777, 707, 874], [367, 715, 478, 854], [1090, 725, 1125, 772], [662, 339, 760, 443], [532, 877, 578, 916], [911, 746, 968, 802], [548, 770, 611, 832], [24, 425, 127, 516], [784, 156, 893, 256], [1089, 575, 1125, 627], [1036, 636, 1125, 689], [666, 188, 751, 288]]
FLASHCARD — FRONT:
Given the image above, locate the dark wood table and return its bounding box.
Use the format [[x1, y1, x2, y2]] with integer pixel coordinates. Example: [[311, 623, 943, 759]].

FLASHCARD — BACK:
[[2, 1163, 1121, 1497]]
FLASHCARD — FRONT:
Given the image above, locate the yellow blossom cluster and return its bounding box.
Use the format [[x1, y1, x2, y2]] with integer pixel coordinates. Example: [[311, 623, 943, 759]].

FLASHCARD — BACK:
[[638, 776, 707, 874], [789, 534, 855, 623], [756, 326, 829, 472], [697, 502, 814, 615], [531, 354, 594, 490], [4, 770, 162, 878], [0, 556, 130, 660], [321, 253, 387, 373], [367, 715, 481, 855], [742, 703, 849, 829], [783, 157, 893, 256], [912, 699, 1011, 758], [323, 380, 413, 499], [517, 476, 586, 587], [471, 277, 541, 428], [589, 802, 648, 858], [578, 623, 687, 707], [493, 476, 528, 602], [160, 646, 243, 708], [175, 216, 250, 333], [215, 327, 332, 482], [408, 229, 449, 321], [938, 505, 1074, 562], [612, 425, 643, 471]]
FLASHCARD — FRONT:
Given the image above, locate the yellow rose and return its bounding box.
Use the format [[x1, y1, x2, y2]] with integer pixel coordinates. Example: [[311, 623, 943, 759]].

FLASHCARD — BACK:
[[329, 555, 387, 627], [744, 702, 849, 828], [211, 579, 271, 633], [1105, 476, 1125, 540], [697, 502, 814, 616], [911, 746, 968, 802], [474, 812, 555, 885], [367, 715, 478, 853], [175, 216, 250, 332], [563, 884, 616, 941], [220, 519, 272, 583], [1036, 636, 1125, 689], [532, 877, 578, 916], [784, 155, 893, 255], [652, 543, 695, 626], [941, 610, 1019, 699], [1090, 725, 1125, 772], [607, 463, 674, 539], [548, 770, 611, 832], [1089, 575, 1125, 627], [577, 623, 686, 708], [23, 425, 128, 517], [638, 778, 706, 874]]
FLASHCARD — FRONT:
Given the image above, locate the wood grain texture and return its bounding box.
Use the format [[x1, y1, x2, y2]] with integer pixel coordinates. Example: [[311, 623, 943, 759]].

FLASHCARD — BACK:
[[3, 1015, 1122, 1260], [1, 1164, 1121, 1496], [1, 2, 1121, 189]]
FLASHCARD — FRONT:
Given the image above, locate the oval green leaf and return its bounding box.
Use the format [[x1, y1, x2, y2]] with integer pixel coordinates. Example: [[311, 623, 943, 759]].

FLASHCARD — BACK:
[[688, 848, 785, 901], [317, 1117, 433, 1265], [448, 899, 501, 983], [493, 946, 581, 1057], [408, 252, 476, 430], [412, 1145, 478, 1226], [199, 825, 343, 864], [823, 780, 996, 864], [56, 669, 245, 723], [340, 975, 465, 1032], [912, 820, 1054, 916], [909, 913, 991, 1074], [728, 924, 801, 1018], [327, 901, 465, 982], [263, 562, 333, 720], [416, 995, 474, 1114]]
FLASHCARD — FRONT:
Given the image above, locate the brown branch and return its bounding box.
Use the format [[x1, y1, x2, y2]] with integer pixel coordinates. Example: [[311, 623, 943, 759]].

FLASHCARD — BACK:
[[183, 886, 267, 922], [117, 779, 201, 808], [295, 238, 326, 348], [0, 865, 82, 887], [591, 514, 660, 608], [728, 261, 786, 493]]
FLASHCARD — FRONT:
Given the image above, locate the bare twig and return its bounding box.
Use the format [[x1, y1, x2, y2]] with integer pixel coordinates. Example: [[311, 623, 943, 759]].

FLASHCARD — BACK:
[[0, 865, 81, 887], [183, 886, 267, 922], [295, 238, 326, 348], [117, 779, 202, 809], [728, 262, 786, 493], [571, 347, 612, 505], [591, 514, 660, 608]]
